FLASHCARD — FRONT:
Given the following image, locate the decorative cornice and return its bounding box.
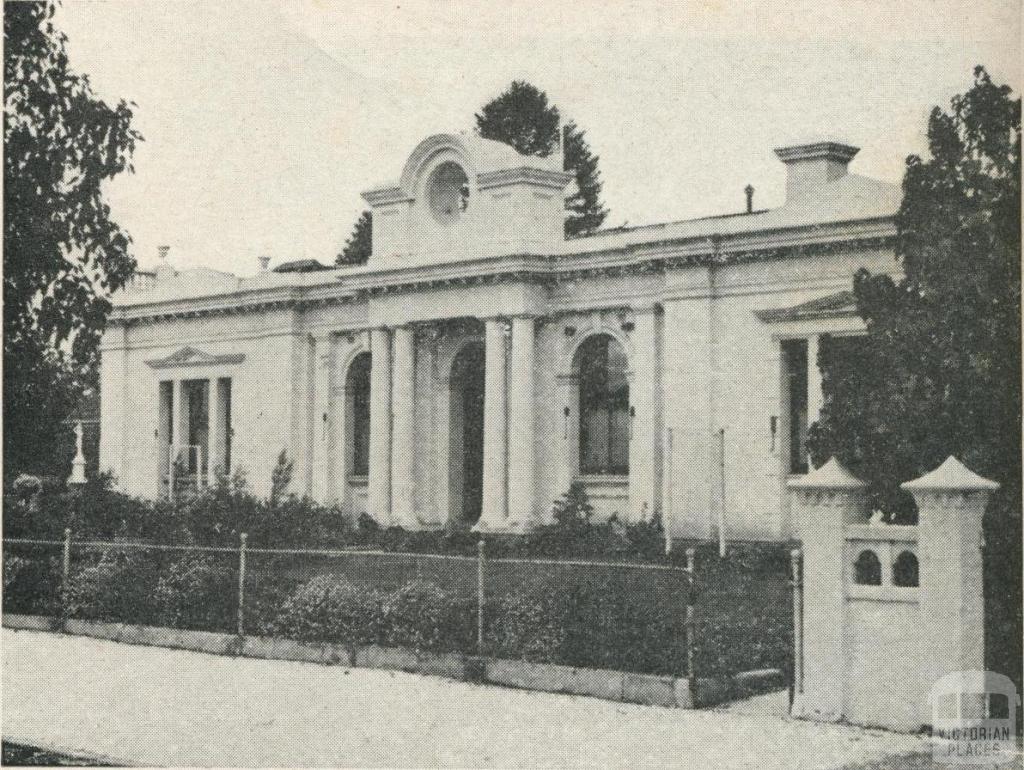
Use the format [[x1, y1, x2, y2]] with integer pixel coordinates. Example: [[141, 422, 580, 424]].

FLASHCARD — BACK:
[[774, 141, 860, 165], [108, 222, 896, 327], [361, 185, 413, 206], [477, 166, 574, 191], [110, 293, 352, 327], [145, 346, 245, 369]]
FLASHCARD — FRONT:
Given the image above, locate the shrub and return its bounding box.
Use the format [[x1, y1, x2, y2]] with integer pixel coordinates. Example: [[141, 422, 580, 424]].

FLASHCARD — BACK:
[[557, 577, 684, 675], [380, 579, 473, 652], [552, 482, 594, 531], [3, 556, 27, 592], [152, 553, 235, 630], [1, 552, 60, 616], [271, 575, 384, 646], [487, 588, 568, 662], [64, 550, 160, 624]]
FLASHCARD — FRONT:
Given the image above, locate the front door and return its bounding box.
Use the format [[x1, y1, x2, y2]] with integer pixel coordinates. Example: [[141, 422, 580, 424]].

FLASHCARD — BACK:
[[451, 343, 485, 524]]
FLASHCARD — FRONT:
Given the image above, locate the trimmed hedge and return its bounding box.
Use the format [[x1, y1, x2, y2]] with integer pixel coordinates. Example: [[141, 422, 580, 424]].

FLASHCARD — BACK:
[[268, 575, 688, 675]]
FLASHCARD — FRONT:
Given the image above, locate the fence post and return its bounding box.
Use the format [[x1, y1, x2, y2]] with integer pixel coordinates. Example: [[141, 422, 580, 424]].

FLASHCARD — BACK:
[[237, 532, 248, 637], [685, 547, 696, 690], [477, 539, 485, 656], [60, 528, 72, 630], [790, 547, 803, 711]]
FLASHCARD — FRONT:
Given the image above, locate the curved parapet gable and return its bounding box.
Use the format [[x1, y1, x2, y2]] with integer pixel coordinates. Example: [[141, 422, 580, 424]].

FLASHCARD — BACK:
[[361, 131, 573, 266]]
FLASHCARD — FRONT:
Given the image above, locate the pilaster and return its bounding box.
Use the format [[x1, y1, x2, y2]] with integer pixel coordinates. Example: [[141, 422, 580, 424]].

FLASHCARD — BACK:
[[628, 307, 660, 523], [368, 327, 393, 524], [310, 333, 337, 502], [391, 326, 418, 527]]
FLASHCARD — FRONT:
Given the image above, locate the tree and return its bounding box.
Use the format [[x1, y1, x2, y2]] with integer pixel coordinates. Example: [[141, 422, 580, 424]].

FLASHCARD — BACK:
[[4, 1, 141, 480], [336, 210, 372, 266], [562, 120, 608, 237], [475, 80, 608, 237], [807, 66, 1020, 514], [806, 67, 1020, 690]]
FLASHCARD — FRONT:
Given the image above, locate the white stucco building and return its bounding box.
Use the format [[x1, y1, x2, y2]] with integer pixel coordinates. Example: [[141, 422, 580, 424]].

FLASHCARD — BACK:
[[99, 131, 901, 540]]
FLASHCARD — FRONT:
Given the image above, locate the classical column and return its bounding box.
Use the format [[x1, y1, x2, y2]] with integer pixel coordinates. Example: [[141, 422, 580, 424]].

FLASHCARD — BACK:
[[629, 307, 660, 523], [391, 326, 417, 528], [368, 328, 393, 524], [420, 334, 444, 526], [507, 316, 536, 528], [806, 334, 823, 469], [207, 377, 221, 486], [788, 457, 868, 722], [170, 378, 189, 497], [173, 379, 188, 461], [903, 457, 997, 720], [476, 318, 508, 530]]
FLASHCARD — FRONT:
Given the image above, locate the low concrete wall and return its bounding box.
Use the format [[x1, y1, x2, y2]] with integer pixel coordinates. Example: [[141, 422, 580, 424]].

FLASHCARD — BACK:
[[3, 614, 778, 711]]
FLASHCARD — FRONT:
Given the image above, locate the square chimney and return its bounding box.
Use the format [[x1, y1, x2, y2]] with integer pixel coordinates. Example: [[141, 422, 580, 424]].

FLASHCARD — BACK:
[[774, 141, 859, 201]]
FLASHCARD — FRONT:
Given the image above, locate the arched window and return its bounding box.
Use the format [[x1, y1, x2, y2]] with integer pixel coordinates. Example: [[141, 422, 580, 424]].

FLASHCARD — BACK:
[[854, 550, 882, 585], [892, 550, 919, 587], [347, 353, 371, 477], [577, 334, 629, 475]]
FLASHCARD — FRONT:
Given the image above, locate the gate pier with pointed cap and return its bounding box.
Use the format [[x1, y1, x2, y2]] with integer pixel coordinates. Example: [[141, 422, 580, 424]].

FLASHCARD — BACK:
[[789, 456, 999, 731]]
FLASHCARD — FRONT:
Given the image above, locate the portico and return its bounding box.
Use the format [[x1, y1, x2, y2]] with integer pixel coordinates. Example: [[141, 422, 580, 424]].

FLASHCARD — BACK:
[[335, 310, 562, 531]]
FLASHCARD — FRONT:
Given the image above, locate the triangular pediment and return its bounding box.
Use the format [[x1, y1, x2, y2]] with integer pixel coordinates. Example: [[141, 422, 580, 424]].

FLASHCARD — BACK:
[[755, 291, 857, 324], [145, 346, 245, 369]]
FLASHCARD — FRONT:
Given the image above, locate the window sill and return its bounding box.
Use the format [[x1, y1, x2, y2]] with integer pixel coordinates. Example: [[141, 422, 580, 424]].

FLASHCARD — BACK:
[[347, 475, 369, 487], [846, 584, 919, 603], [576, 474, 629, 486]]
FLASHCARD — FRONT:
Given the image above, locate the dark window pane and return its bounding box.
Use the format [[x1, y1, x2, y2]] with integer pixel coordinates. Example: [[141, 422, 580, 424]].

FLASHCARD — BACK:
[[783, 339, 809, 474], [577, 335, 629, 474], [854, 550, 882, 585], [892, 551, 919, 587], [348, 354, 372, 476]]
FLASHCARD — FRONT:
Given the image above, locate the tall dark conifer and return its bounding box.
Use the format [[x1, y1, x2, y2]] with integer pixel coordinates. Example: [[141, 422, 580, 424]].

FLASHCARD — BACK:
[[336, 210, 372, 266], [475, 81, 608, 237]]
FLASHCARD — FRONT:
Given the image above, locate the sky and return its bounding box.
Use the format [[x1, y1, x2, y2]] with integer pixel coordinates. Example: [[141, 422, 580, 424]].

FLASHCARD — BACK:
[[57, 0, 1021, 276]]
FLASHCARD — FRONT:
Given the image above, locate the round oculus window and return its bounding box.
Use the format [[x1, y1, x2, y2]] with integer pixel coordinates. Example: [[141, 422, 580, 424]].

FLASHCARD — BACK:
[[427, 161, 470, 225]]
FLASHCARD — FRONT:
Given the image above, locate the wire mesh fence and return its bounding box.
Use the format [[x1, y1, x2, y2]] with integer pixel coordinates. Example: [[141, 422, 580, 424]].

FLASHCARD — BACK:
[[2, 532, 791, 681]]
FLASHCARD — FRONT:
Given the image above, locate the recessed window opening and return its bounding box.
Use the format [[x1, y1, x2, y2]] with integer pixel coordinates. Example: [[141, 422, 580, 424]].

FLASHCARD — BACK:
[[427, 161, 470, 225], [854, 549, 882, 585]]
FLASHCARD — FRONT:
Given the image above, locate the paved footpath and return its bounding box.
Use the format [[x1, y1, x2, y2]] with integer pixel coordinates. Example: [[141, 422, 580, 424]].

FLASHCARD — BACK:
[[3, 629, 940, 768]]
